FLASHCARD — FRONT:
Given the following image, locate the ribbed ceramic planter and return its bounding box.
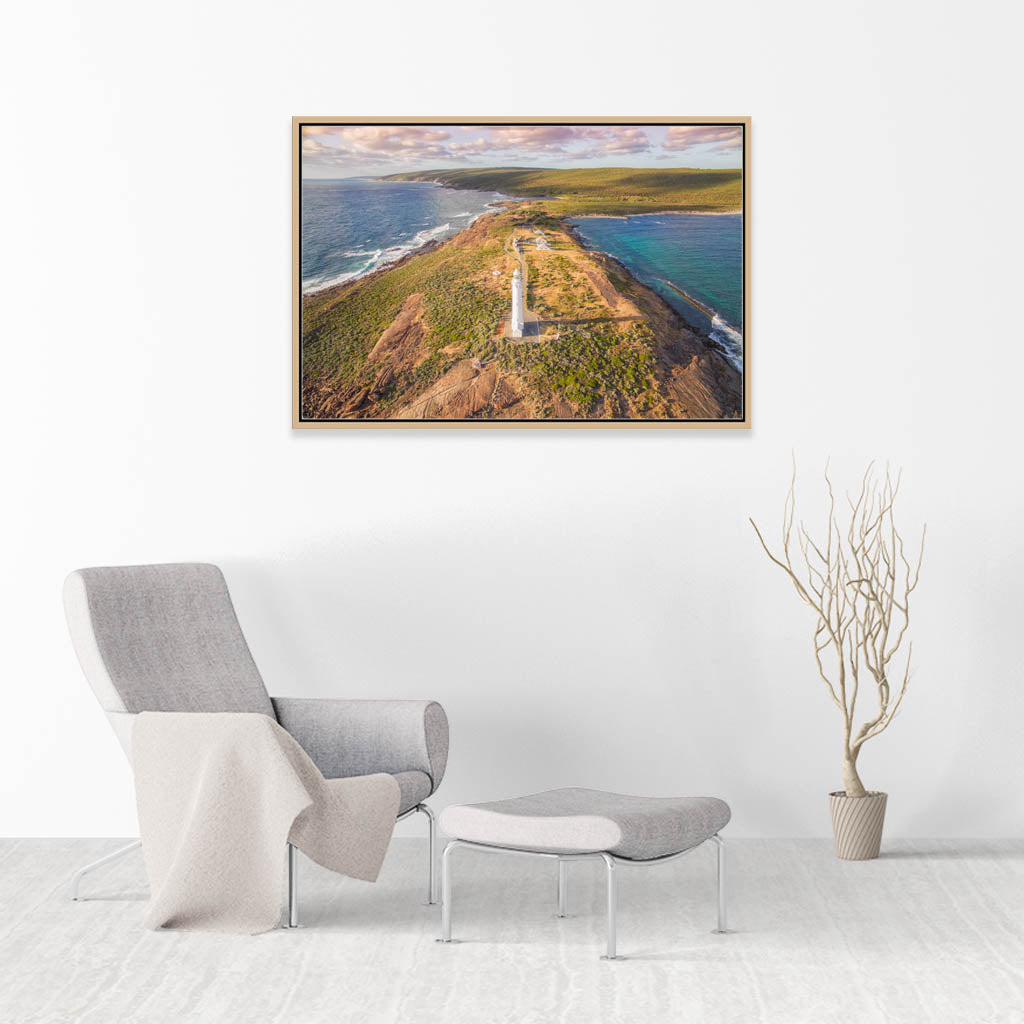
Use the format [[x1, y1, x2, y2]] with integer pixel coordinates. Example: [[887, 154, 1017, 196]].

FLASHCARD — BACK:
[[828, 791, 888, 860]]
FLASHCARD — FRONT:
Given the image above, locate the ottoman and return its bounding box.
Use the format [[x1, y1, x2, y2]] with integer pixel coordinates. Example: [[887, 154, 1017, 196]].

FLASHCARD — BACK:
[[438, 787, 731, 959]]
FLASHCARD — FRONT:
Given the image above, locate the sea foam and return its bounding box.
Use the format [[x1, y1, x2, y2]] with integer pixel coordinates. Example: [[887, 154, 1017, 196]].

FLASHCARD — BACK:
[[304, 222, 451, 294], [709, 315, 743, 372]]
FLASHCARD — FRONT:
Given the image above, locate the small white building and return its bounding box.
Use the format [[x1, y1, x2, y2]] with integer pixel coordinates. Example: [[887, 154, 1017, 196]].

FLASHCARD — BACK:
[[510, 267, 525, 338]]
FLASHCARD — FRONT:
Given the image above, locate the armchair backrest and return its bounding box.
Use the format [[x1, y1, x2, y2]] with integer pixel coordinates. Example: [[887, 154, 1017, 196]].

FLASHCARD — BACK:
[[63, 564, 275, 744]]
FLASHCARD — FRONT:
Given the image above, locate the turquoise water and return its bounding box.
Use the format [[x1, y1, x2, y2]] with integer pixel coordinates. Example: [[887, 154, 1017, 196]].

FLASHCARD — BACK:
[[569, 213, 743, 370], [301, 179, 507, 293]]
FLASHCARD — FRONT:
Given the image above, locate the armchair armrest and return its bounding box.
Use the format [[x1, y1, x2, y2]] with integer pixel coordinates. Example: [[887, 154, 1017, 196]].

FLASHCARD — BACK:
[[271, 698, 449, 794]]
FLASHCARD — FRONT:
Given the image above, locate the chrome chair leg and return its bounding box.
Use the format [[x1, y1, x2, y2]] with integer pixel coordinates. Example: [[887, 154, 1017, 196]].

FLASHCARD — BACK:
[[417, 803, 439, 905], [286, 843, 299, 928], [69, 839, 142, 901], [556, 859, 568, 917], [600, 852, 618, 959], [711, 834, 728, 933]]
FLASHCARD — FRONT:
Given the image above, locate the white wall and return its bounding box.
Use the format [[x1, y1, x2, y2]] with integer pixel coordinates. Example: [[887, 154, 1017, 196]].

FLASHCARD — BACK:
[[2, 0, 1021, 839]]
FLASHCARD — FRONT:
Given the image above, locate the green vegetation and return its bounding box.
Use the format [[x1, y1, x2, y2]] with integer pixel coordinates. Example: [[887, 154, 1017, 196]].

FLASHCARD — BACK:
[[381, 166, 741, 216], [529, 255, 593, 321], [496, 323, 660, 416], [422, 276, 506, 355]]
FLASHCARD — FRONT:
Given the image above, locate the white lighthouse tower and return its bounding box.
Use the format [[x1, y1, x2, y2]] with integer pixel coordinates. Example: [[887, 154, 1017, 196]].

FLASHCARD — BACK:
[[510, 267, 525, 338]]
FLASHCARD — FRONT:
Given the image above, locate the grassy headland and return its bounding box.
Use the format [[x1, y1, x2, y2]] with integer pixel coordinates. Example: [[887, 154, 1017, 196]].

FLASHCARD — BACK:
[[380, 167, 741, 217], [301, 203, 741, 421]]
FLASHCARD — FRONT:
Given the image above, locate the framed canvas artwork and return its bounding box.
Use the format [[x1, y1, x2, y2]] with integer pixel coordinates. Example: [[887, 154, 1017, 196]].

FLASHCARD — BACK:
[[293, 117, 749, 428]]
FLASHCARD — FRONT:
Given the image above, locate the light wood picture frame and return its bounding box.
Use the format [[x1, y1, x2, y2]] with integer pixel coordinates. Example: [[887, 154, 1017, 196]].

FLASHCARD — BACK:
[[293, 117, 749, 429]]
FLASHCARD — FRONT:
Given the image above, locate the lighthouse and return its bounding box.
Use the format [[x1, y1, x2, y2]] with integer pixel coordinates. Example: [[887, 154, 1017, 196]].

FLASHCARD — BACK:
[[510, 267, 525, 338]]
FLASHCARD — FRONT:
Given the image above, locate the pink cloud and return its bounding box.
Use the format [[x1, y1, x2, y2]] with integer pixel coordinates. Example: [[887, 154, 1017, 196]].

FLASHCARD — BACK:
[[335, 126, 451, 149], [302, 125, 455, 165], [447, 125, 651, 156], [302, 136, 342, 159], [579, 127, 651, 157], [662, 125, 743, 153], [482, 126, 589, 152], [448, 138, 495, 155]]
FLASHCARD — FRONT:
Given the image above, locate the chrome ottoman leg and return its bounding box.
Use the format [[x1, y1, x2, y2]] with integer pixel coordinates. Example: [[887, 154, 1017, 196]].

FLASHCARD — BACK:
[[556, 859, 568, 918], [439, 840, 462, 942], [600, 853, 618, 960], [711, 834, 729, 934]]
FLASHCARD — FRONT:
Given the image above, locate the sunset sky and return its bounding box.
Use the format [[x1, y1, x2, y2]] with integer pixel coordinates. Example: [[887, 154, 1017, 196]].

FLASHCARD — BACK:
[[301, 124, 743, 178]]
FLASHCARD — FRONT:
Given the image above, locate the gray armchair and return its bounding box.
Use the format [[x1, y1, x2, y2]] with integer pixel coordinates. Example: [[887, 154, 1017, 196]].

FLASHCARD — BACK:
[[62, 562, 449, 922]]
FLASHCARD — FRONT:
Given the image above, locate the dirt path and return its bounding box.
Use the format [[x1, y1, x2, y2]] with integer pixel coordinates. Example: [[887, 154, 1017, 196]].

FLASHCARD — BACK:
[[503, 230, 529, 288]]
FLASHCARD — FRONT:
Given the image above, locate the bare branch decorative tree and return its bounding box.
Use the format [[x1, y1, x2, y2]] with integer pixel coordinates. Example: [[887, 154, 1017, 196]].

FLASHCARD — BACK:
[[750, 461, 926, 797]]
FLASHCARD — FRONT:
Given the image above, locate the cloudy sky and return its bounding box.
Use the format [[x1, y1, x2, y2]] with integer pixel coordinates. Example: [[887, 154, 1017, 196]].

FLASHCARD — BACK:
[[301, 124, 743, 178]]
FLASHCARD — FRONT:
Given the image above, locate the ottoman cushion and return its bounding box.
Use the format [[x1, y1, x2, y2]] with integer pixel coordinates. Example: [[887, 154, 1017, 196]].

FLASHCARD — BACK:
[[440, 788, 730, 861]]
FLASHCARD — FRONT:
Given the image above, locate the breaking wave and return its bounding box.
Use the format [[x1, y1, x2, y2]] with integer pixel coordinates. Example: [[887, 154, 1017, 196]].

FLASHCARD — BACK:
[[709, 315, 743, 372], [303, 223, 452, 294]]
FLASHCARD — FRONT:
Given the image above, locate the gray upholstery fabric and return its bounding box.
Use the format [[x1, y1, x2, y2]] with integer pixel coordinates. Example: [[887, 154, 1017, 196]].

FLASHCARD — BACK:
[[271, 698, 449, 795], [440, 788, 731, 861], [393, 771, 433, 814], [65, 564, 274, 716]]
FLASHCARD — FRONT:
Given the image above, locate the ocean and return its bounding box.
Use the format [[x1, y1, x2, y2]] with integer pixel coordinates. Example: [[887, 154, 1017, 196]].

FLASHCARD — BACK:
[[569, 214, 744, 371], [301, 178, 508, 293]]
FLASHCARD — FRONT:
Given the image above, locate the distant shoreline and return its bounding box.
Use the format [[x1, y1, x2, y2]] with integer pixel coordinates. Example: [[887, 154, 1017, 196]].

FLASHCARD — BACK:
[[569, 209, 741, 219], [375, 166, 742, 219], [373, 176, 740, 218]]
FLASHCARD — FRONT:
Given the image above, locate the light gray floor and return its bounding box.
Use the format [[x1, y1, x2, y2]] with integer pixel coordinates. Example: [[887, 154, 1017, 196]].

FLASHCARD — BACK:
[[1, 838, 1022, 1024]]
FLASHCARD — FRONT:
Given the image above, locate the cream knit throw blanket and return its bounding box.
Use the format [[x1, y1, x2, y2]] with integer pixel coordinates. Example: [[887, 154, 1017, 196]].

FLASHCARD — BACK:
[[133, 712, 400, 934]]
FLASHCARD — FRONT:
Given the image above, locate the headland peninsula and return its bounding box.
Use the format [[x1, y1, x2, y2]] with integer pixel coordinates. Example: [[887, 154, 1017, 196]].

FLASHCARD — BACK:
[[300, 168, 742, 421]]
